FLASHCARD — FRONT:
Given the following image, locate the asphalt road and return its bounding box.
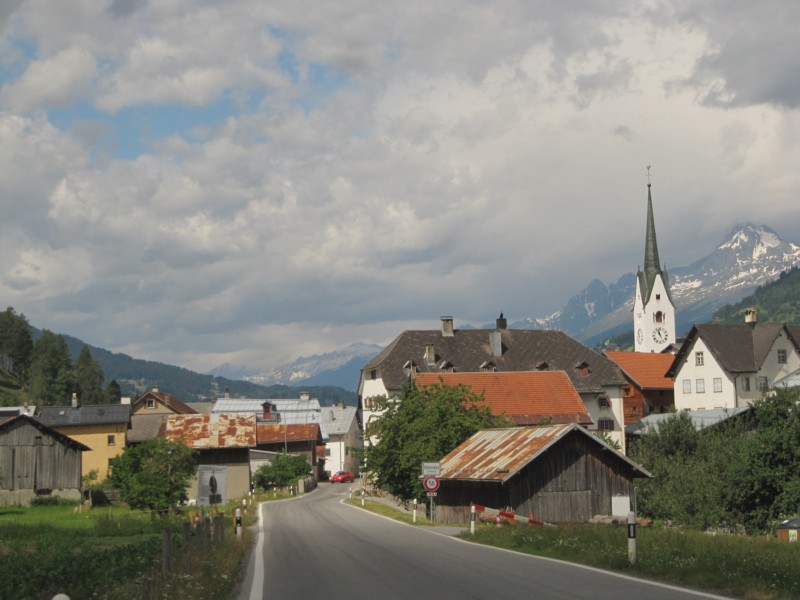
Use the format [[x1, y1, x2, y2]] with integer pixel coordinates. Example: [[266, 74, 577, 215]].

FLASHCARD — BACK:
[[237, 483, 731, 600]]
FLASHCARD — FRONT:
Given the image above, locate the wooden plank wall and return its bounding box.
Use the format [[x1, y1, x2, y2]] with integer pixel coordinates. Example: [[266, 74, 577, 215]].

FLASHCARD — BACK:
[[0, 420, 83, 491]]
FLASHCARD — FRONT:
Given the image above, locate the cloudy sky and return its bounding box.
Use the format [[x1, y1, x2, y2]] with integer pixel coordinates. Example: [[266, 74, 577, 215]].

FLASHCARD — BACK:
[[2, 0, 799, 375]]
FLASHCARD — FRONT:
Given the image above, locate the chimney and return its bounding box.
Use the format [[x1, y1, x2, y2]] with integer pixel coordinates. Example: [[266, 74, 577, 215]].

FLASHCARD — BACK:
[[425, 344, 436, 366], [496, 312, 507, 330], [745, 308, 758, 325], [489, 330, 503, 358], [300, 390, 310, 402], [120, 396, 131, 405], [152, 386, 159, 393], [262, 401, 272, 420], [440, 316, 454, 337], [71, 392, 79, 408], [224, 387, 230, 399], [339, 399, 345, 409]]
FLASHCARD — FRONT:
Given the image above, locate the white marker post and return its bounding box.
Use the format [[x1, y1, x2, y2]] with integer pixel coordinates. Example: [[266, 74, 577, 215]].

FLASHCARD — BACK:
[[627, 511, 637, 564], [470, 504, 476, 534], [413, 499, 417, 523], [235, 507, 242, 536]]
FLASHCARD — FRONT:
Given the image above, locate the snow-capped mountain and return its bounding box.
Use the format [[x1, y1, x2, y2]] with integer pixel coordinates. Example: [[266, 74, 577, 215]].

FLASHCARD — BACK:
[[234, 342, 382, 391], [517, 224, 800, 345]]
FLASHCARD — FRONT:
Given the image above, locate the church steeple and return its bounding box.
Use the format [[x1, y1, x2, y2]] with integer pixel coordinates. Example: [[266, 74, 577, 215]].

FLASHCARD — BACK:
[[633, 169, 676, 353], [640, 182, 664, 304]]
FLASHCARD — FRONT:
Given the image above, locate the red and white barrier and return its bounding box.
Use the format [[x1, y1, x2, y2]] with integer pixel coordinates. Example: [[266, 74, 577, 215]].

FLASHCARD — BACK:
[[470, 503, 547, 526]]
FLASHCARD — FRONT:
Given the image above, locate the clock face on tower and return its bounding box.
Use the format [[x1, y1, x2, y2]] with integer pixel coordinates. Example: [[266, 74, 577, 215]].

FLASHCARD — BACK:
[[636, 329, 643, 345], [652, 326, 668, 344]]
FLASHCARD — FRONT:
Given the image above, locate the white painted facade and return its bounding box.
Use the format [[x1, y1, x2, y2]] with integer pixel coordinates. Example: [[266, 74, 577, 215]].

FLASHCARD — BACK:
[[633, 273, 675, 353], [321, 406, 361, 476], [673, 328, 800, 410], [583, 389, 626, 453], [358, 371, 390, 447]]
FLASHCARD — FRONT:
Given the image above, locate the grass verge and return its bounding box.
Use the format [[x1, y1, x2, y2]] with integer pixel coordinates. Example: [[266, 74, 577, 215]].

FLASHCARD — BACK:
[[347, 500, 800, 600]]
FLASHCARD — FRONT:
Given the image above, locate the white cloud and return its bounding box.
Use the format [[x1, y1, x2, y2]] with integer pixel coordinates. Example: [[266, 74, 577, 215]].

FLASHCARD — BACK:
[[1, 0, 800, 379]]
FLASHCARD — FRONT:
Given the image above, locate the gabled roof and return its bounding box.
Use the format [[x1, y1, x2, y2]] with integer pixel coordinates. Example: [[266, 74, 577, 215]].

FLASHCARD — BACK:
[[321, 406, 359, 436], [667, 322, 800, 377], [605, 351, 674, 390], [362, 327, 626, 394], [439, 424, 650, 483], [0, 414, 91, 451], [38, 404, 131, 428], [133, 389, 196, 414], [413, 371, 592, 426], [256, 423, 323, 444], [163, 413, 257, 449]]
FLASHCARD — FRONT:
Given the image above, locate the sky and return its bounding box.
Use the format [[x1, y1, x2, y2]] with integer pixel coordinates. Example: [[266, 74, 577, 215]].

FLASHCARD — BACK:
[[2, 1, 800, 376]]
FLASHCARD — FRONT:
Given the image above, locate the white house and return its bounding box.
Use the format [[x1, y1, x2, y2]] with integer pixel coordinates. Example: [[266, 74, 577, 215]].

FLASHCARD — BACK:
[[666, 311, 800, 410], [320, 404, 361, 477]]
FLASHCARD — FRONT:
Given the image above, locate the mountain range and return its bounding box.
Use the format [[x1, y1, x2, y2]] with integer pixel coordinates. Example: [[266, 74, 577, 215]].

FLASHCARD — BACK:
[[514, 224, 800, 346], [251, 223, 800, 389]]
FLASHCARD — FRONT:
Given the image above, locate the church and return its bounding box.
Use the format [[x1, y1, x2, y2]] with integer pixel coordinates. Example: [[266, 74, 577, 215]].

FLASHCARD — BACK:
[[633, 179, 676, 353]]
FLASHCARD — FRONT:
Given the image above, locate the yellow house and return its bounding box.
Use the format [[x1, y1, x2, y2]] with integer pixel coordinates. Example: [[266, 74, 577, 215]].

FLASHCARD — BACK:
[[37, 399, 131, 482]]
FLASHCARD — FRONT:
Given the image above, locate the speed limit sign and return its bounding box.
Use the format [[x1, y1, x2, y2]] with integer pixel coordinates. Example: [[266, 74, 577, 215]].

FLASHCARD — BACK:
[[423, 476, 440, 492]]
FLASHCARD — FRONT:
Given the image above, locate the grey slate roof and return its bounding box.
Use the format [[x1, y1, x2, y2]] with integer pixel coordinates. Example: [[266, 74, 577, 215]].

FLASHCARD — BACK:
[[38, 404, 131, 427], [128, 413, 168, 443], [0, 414, 91, 451], [667, 322, 800, 377], [626, 407, 750, 436], [362, 328, 626, 394], [321, 406, 358, 436]]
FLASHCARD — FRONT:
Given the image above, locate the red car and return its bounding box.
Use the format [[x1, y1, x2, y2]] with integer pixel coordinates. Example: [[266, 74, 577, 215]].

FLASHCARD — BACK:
[[330, 470, 355, 483]]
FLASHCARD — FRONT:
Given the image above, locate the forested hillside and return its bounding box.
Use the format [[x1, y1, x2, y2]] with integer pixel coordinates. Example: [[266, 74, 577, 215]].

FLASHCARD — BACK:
[[712, 266, 800, 324], [0, 306, 357, 407]]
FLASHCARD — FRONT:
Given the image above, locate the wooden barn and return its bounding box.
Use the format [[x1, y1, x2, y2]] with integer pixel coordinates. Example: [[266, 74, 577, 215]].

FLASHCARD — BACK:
[[0, 415, 90, 506], [435, 424, 651, 524]]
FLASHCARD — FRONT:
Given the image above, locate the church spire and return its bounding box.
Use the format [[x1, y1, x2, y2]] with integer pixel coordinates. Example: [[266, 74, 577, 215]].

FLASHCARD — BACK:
[[643, 182, 661, 282]]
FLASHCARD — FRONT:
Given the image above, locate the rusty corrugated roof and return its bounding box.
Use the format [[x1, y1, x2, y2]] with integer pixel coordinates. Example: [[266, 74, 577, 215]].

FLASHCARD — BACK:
[[413, 371, 592, 425], [164, 413, 257, 448], [256, 422, 322, 444], [439, 424, 650, 483]]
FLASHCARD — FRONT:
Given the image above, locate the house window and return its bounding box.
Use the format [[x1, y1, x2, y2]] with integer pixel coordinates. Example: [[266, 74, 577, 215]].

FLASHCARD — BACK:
[[695, 351, 704, 366], [597, 419, 615, 431], [696, 379, 705, 393], [108, 459, 114, 473], [741, 377, 751, 392], [598, 396, 611, 408], [107, 435, 116, 446], [623, 386, 633, 398], [713, 378, 723, 393], [325, 447, 331, 457], [778, 349, 787, 364], [146, 399, 155, 409], [370, 369, 377, 380], [34, 436, 43, 446], [682, 379, 691, 394], [756, 376, 768, 391], [656, 294, 661, 300]]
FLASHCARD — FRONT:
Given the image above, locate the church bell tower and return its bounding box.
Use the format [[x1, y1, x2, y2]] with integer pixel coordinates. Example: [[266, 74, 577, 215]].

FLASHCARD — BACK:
[[633, 172, 675, 352]]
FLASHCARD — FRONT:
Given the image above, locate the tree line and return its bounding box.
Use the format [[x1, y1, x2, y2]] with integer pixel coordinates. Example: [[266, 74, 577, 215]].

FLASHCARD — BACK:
[[0, 306, 120, 407]]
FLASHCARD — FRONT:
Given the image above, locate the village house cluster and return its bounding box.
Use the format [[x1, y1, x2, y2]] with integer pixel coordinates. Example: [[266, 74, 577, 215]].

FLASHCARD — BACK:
[[3, 183, 799, 522]]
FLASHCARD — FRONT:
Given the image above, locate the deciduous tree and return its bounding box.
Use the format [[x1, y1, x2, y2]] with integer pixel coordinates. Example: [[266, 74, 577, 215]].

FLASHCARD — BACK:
[[365, 381, 509, 502], [109, 438, 197, 513], [252, 452, 312, 489]]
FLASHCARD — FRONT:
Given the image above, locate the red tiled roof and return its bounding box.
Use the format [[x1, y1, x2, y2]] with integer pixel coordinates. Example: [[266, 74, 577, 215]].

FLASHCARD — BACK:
[[256, 423, 322, 444], [413, 371, 591, 426], [163, 413, 256, 448], [605, 351, 674, 390]]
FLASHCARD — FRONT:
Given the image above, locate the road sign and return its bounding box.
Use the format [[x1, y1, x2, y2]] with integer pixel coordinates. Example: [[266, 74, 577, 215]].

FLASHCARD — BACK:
[[423, 475, 440, 492], [426, 492, 437, 497], [422, 462, 440, 476]]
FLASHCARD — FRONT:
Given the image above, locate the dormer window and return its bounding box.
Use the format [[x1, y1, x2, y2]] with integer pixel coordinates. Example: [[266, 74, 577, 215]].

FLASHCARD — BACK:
[[574, 361, 591, 377], [479, 360, 496, 372], [439, 360, 454, 373], [534, 361, 549, 371], [403, 360, 418, 375]]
